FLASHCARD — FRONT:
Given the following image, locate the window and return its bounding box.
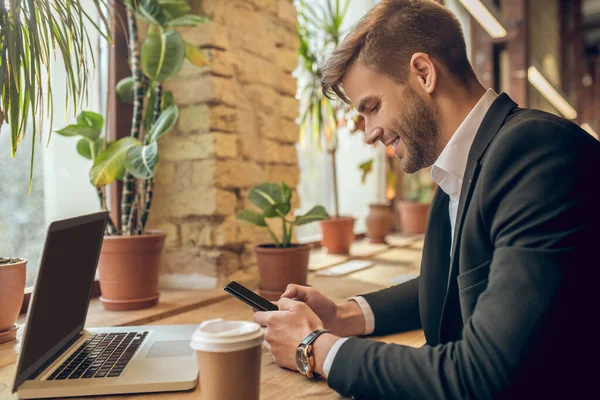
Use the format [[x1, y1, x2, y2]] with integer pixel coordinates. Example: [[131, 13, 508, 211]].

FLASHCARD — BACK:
[[295, 0, 384, 242], [0, 5, 108, 287]]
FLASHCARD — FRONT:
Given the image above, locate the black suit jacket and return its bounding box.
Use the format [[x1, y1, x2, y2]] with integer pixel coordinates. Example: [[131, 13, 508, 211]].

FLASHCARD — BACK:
[[327, 94, 600, 399]]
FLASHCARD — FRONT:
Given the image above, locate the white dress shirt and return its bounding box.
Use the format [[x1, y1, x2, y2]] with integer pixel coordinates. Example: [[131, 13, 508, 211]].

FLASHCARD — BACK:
[[321, 89, 499, 378]]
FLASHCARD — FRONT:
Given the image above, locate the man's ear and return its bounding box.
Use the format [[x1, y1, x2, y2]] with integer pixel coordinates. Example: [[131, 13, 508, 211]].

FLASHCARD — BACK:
[[409, 53, 437, 94]]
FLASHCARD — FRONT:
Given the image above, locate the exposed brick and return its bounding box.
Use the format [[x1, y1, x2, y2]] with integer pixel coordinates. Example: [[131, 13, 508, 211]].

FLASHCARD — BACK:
[[264, 140, 298, 165], [265, 164, 300, 188], [146, 222, 179, 247], [219, 265, 259, 288], [279, 95, 298, 121], [162, 248, 239, 276], [179, 22, 229, 49], [229, 6, 275, 60], [152, 187, 237, 218], [153, 161, 177, 185], [247, 0, 278, 14], [209, 105, 237, 132], [214, 160, 266, 188], [178, 104, 210, 134], [278, 0, 297, 27], [276, 49, 299, 73], [235, 50, 279, 88], [160, 132, 237, 161], [242, 84, 278, 115], [165, 75, 237, 107], [277, 73, 297, 97]]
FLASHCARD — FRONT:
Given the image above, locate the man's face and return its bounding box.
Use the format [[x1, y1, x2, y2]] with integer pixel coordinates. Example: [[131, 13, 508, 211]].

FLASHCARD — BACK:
[[342, 62, 440, 173]]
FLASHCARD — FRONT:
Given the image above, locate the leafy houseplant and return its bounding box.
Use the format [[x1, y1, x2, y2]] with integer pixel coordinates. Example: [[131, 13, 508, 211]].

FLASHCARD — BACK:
[[56, 0, 208, 311], [0, 0, 110, 190], [297, 0, 356, 254], [236, 182, 329, 300]]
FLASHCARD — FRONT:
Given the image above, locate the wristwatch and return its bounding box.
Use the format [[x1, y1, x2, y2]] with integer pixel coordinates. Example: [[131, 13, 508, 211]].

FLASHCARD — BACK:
[[296, 329, 330, 378]]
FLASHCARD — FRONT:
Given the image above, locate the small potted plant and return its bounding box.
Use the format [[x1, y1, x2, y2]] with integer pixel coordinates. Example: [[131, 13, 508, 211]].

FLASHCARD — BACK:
[[0, 258, 26, 344], [236, 182, 329, 300], [55, 0, 208, 310], [397, 169, 434, 234], [359, 153, 395, 243]]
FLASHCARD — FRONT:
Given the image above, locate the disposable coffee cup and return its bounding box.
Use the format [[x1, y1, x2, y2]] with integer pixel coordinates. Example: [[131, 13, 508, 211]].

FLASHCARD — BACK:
[[190, 318, 264, 400]]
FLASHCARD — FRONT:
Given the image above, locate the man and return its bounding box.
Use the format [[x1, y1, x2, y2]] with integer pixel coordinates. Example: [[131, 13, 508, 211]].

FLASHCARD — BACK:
[[253, 1, 600, 398]]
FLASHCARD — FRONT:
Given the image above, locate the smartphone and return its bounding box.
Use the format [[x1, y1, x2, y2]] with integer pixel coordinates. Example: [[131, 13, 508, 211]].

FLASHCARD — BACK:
[[224, 281, 279, 312]]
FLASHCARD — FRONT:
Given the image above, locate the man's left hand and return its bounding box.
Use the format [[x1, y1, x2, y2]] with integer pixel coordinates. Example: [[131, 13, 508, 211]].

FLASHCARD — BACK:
[[253, 297, 324, 371]]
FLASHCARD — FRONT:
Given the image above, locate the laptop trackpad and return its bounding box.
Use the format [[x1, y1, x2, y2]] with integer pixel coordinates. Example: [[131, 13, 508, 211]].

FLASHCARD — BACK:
[[145, 341, 194, 358]]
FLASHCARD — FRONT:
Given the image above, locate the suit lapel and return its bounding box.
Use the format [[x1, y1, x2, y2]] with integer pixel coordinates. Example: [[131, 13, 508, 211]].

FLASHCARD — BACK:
[[438, 93, 518, 342]]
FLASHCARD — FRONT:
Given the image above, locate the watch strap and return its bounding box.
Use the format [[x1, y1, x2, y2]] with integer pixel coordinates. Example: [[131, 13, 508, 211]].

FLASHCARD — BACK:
[[301, 328, 330, 347]]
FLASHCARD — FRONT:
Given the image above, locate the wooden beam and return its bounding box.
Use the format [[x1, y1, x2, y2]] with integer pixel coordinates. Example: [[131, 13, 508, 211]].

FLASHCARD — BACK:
[[108, 1, 133, 232]]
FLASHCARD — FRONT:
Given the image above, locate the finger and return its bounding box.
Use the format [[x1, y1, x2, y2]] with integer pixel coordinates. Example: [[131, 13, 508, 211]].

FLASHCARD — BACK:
[[281, 284, 309, 300], [262, 340, 271, 352], [365, 127, 383, 145], [253, 311, 270, 326], [277, 297, 299, 311]]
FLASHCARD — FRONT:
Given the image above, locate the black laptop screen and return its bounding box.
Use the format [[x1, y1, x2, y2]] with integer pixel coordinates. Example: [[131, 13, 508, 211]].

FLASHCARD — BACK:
[[14, 213, 106, 389]]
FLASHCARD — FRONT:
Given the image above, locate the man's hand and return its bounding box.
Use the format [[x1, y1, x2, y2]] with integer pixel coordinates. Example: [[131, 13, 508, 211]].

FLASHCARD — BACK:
[[281, 284, 366, 337], [253, 298, 324, 371]]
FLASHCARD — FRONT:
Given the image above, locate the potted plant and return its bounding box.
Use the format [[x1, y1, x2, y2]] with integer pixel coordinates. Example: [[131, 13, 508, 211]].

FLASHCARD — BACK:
[[0, 0, 110, 190], [236, 182, 329, 301], [297, 0, 356, 254], [55, 0, 208, 311], [397, 168, 434, 234], [0, 258, 26, 343]]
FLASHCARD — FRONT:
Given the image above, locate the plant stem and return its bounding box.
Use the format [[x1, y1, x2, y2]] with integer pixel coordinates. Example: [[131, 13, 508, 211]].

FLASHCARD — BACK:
[[96, 188, 117, 235], [329, 149, 340, 218], [121, 8, 145, 236], [268, 227, 281, 248], [288, 224, 294, 245], [282, 219, 288, 246], [136, 83, 162, 235]]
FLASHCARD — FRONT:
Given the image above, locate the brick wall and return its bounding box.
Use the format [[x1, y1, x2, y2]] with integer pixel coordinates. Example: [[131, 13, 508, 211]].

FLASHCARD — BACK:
[[147, 0, 301, 289]]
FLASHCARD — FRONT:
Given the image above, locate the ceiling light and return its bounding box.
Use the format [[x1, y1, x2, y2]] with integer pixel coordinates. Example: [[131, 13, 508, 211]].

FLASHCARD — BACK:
[[459, 0, 507, 38], [581, 123, 599, 140], [527, 66, 578, 120]]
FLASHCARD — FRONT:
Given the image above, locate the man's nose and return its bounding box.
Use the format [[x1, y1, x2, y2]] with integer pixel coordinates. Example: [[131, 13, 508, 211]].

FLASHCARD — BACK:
[[365, 126, 383, 145]]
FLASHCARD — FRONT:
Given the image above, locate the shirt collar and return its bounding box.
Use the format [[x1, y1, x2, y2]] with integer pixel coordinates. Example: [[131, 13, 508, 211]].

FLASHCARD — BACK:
[[431, 89, 498, 197]]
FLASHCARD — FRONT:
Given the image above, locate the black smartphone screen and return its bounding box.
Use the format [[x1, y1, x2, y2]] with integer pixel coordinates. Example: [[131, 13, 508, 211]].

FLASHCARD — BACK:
[[224, 281, 279, 311]]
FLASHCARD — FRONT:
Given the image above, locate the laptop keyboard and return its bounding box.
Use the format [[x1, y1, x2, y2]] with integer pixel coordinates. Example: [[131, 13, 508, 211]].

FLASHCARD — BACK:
[[47, 331, 148, 380]]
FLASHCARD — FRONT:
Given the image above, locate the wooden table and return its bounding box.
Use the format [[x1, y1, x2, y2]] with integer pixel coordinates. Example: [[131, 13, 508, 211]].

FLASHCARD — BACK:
[[1, 239, 426, 400]]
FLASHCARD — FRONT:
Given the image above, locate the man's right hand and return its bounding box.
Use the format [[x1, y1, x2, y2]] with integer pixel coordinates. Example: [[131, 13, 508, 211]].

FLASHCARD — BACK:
[[280, 284, 367, 337]]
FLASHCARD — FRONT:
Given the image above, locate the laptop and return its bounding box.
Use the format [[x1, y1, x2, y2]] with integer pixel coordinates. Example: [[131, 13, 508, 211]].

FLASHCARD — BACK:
[[12, 212, 198, 399]]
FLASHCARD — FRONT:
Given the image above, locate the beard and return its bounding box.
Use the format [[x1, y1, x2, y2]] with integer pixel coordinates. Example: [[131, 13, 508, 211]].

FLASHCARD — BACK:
[[392, 86, 440, 174]]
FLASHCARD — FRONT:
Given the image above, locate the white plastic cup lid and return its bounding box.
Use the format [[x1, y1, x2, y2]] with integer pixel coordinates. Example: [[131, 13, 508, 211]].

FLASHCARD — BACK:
[[190, 319, 264, 353]]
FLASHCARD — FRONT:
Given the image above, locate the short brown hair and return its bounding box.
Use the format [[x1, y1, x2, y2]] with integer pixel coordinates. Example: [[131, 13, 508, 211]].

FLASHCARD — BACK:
[[323, 0, 476, 103]]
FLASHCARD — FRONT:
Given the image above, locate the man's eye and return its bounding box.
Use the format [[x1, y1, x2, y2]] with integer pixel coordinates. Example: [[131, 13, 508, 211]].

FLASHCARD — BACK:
[[370, 104, 380, 113]]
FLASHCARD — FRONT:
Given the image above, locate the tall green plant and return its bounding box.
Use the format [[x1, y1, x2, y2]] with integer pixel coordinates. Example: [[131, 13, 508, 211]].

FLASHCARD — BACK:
[[296, 0, 350, 219], [56, 0, 208, 236], [236, 182, 330, 248], [0, 0, 111, 191]]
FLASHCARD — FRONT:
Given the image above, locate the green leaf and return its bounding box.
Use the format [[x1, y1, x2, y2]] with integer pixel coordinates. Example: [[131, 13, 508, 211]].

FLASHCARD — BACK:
[[236, 210, 267, 227], [135, 0, 166, 27], [294, 206, 330, 225], [116, 77, 135, 104], [184, 41, 210, 67], [358, 159, 373, 184], [168, 15, 209, 27], [77, 111, 104, 131], [281, 181, 292, 203], [159, 0, 191, 19], [76, 137, 105, 160], [142, 28, 186, 82], [162, 90, 175, 108], [249, 183, 284, 217], [148, 104, 179, 142], [55, 125, 101, 140], [125, 142, 159, 179], [89, 137, 141, 187]]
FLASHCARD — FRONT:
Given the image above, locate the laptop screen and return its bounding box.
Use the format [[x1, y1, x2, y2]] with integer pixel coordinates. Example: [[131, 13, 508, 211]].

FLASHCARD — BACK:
[[13, 212, 107, 391]]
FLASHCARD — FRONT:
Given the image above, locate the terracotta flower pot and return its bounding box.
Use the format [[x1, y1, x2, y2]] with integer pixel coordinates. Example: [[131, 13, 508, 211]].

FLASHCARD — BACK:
[[366, 203, 394, 243], [397, 201, 430, 234], [97, 231, 166, 311], [319, 217, 355, 255], [255, 244, 311, 301], [0, 258, 26, 343]]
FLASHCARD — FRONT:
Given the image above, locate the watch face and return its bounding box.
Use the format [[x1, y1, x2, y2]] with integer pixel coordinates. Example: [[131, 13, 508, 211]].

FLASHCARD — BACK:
[[295, 346, 309, 374]]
